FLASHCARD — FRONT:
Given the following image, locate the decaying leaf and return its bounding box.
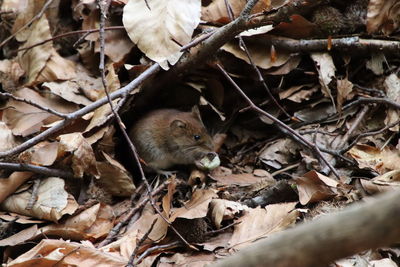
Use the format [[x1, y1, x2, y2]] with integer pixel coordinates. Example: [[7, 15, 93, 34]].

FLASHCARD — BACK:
[[0, 172, 33, 203], [18, 141, 59, 166], [228, 203, 299, 250], [294, 171, 338, 205], [3, 87, 78, 136], [1, 177, 78, 222], [310, 53, 336, 105], [123, 0, 201, 69], [221, 41, 290, 70], [209, 199, 247, 229], [96, 152, 135, 197], [367, 0, 400, 35], [347, 144, 400, 174], [58, 133, 99, 178], [6, 239, 127, 267]]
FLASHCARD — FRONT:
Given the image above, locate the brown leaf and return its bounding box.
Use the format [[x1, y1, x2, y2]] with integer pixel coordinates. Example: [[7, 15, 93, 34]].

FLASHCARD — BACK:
[[123, 0, 201, 69], [6, 239, 127, 267], [58, 133, 99, 178], [294, 171, 338, 205], [228, 203, 298, 250], [0, 177, 79, 222]]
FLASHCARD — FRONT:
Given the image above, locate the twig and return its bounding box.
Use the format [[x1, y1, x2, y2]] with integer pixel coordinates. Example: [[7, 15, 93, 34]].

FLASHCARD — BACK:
[[17, 26, 125, 52], [255, 36, 400, 55], [0, 162, 74, 178], [216, 63, 341, 179], [0, 0, 55, 48], [126, 219, 157, 267], [206, 221, 240, 236], [98, 180, 168, 248], [343, 97, 400, 110], [340, 118, 400, 154], [26, 178, 40, 210], [0, 92, 68, 118], [135, 241, 181, 265]]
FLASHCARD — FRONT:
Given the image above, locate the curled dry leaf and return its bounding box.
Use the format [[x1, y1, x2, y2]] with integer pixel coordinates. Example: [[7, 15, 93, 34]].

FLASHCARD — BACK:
[[123, 0, 201, 69], [0, 224, 38, 247], [96, 152, 135, 197], [0, 122, 19, 152], [201, 0, 271, 23], [18, 15, 76, 86], [6, 239, 127, 267], [367, 0, 400, 35], [360, 169, 400, 194], [336, 78, 354, 111], [209, 199, 247, 229], [0, 59, 25, 91], [0, 177, 78, 222], [221, 42, 290, 70], [3, 88, 78, 137], [384, 74, 400, 131], [258, 138, 300, 169], [310, 52, 336, 102], [38, 203, 115, 241], [58, 133, 99, 178], [347, 144, 400, 174], [228, 203, 299, 250], [0, 172, 33, 203], [18, 141, 59, 166], [294, 171, 338, 205]]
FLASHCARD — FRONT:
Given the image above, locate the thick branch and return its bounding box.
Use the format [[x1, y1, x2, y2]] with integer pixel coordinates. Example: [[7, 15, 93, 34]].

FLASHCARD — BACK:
[[212, 190, 400, 267]]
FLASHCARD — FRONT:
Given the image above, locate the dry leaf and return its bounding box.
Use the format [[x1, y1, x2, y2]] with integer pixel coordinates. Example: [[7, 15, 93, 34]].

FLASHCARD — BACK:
[[221, 41, 290, 70], [38, 203, 115, 241], [228, 203, 298, 250], [96, 152, 135, 197], [347, 144, 400, 174], [0, 172, 33, 203], [209, 199, 247, 229], [367, 0, 400, 35], [0, 122, 20, 152], [123, 0, 201, 69], [294, 171, 338, 205], [18, 141, 59, 166], [310, 53, 336, 103], [384, 74, 400, 131], [6, 239, 127, 267], [3, 87, 78, 136], [58, 133, 99, 178], [1, 177, 78, 222]]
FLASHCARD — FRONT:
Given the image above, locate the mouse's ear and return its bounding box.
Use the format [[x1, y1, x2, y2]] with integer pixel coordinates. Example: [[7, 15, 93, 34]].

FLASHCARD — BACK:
[[191, 105, 203, 122], [171, 119, 186, 129]]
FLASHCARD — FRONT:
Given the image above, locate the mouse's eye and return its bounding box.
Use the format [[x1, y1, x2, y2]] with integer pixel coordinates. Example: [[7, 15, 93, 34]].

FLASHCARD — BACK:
[[194, 135, 201, 141]]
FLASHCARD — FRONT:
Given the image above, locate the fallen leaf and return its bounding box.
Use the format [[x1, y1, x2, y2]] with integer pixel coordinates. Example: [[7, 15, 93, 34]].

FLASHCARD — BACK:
[[123, 0, 201, 69], [1, 177, 79, 222]]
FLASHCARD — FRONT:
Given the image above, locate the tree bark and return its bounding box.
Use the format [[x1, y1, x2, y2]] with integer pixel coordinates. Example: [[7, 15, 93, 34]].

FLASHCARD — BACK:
[[212, 190, 400, 267]]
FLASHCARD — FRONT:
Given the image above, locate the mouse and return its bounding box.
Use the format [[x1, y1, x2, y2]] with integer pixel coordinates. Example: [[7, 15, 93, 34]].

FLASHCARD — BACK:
[[129, 106, 219, 175]]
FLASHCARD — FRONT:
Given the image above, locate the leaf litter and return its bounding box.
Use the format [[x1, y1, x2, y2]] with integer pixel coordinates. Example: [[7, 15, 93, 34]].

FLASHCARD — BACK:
[[0, 0, 399, 266]]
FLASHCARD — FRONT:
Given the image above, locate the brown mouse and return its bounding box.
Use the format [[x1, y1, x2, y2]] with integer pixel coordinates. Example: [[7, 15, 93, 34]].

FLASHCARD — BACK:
[[129, 107, 219, 174]]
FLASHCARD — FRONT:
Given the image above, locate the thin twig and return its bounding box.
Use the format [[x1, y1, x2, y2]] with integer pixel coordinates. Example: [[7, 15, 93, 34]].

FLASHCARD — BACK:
[[0, 0, 55, 48], [26, 178, 40, 210], [126, 219, 157, 267], [340, 118, 400, 154], [0, 162, 74, 178], [135, 241, 181, 265], [98, 180, 168, 247], [0, 92, 68, 118], [17, 26, 125, 52], [216, 63, 341, 179]]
